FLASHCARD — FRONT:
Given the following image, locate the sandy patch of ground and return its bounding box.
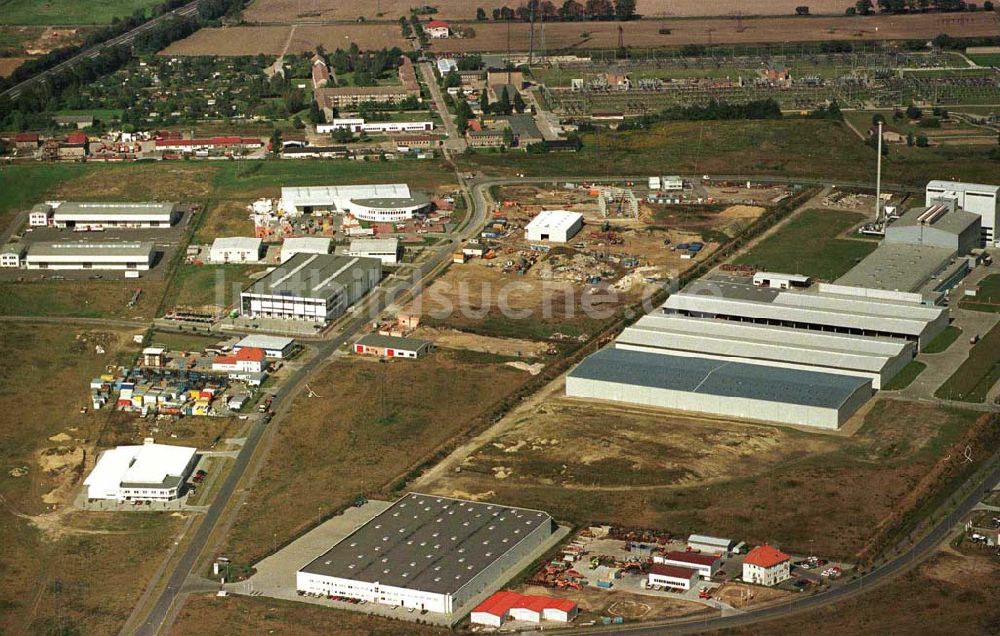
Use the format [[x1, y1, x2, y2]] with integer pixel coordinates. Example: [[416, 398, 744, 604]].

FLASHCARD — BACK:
[[412, 325, 551, 357], [0, 57, 26, 77]]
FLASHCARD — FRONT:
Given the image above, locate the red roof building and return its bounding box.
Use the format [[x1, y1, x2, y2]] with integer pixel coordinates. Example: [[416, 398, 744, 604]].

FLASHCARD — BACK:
[[155, 136, 263, 151], [427, 20, 450, 29], [657, 551, 721, 579], [471, 591, 577, 627], [743, 545, 790, 569], [650, 564, 699, 578], [66, 132, 88, 146], [212, 346, 266, 373], [14, 132, 40, 143]]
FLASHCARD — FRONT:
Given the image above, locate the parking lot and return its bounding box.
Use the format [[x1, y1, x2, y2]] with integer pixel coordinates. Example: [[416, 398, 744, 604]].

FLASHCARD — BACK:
[[1, 204, 198, 282]]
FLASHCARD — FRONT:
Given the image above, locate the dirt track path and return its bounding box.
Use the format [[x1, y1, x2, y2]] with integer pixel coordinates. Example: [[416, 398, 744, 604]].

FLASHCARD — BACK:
[[278, 24, 298, 58]]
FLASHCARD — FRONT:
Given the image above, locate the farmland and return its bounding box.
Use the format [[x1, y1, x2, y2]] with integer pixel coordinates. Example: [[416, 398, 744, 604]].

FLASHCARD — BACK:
[[734, 208, 876, 281], [243, 0, 853, 22], [0, 0, 165, 25], [425, 13, 1000, 53], [935, 322, 1000, 403], [0, 322, 190, 636], [220, 352, 533, 565], [161, 24, 408, 57], [419, 396, 996, 560], [161, 12, 1000, 56]]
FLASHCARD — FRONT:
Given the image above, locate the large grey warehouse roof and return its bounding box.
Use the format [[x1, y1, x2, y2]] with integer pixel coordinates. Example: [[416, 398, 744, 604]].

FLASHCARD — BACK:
[[52, 202, 177, 216], [620, 313, 909, 374], [243, 253, 380, 300], [663, 288, 944, 338], [569, 347, 871, 409], [299, 493, 552, 594], [834, 243, 957, 293], [27, 241, 154, 258]]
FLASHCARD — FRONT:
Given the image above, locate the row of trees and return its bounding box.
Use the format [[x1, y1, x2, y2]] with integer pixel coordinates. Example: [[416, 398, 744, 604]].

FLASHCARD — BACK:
[[848, 0, 991, 14], [477, 0, 637, 22]]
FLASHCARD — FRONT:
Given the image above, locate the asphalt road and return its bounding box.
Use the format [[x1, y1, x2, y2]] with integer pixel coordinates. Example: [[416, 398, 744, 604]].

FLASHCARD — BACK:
[[418, 60, 467, 153], [1, 0, 202, 100]]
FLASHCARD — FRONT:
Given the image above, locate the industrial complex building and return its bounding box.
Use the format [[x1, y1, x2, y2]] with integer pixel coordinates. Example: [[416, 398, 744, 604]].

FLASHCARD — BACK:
[[925, 180, 999, 246], [233, 334, 295, 358], [615, 313, 914, 390], [296, 493, 557, 616], [84, 440, 197, 502], [567, 274, 949, 429], [279, 184, 430, 222], [280, 237, 332, 263], [29, 201, 178, 229], [524, 210, 584, 243], [836, 200, 982, 300], [209, 237, 264, 263], [240, 253, 381, 323], [347, 238, 403, 265], [24, 241, 155, 270], [567, 347, 873, 429]]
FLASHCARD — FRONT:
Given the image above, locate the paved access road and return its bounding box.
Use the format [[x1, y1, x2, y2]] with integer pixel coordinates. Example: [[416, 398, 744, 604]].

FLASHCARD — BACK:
[[1, 0, 202, 100], [418, 60, 467, 153]]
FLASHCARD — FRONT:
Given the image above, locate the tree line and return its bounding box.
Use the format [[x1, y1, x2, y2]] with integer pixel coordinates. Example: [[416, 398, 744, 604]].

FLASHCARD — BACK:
[[847, 0, 992, 15], [476, 0, 638, 22]]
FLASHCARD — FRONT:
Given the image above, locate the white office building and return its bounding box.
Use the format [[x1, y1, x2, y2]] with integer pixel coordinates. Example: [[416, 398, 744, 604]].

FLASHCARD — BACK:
[[524, 210, 584, 243], [317, 119, 434, 134], [925, 180, 1000, 246], [83, 440, 197, 502], [209, 237, 264, 263], [233, 334, 295, 358]]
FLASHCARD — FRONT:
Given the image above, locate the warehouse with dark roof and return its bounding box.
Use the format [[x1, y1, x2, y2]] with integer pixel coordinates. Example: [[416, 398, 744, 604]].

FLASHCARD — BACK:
[[296, 493, 556, 617], [566, 347, 872, 429]]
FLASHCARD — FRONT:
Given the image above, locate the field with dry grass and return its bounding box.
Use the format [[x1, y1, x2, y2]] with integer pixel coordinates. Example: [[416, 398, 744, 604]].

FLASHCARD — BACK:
[[171, 593, 448, 636], [244, 0, 872, 22], [420, 396, 994, 560], [220, 351, 533, 565], [0, 323, 192, 636], [724, 550, 1000, 636]]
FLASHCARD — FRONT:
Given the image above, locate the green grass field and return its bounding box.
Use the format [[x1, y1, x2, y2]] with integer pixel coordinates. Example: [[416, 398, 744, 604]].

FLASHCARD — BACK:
[[461, 118, 1000, 186], [935, 322, 1000, 402], [0, 164, 92, 231], [969, 54, 1000, 67], [923, 325, 962, 354], [959, 274, 1000, 313], [884, 361, 926, 391], [734, 209, 877, 281], [165, 264, 261, 310], [0, 0, 164, 25]]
